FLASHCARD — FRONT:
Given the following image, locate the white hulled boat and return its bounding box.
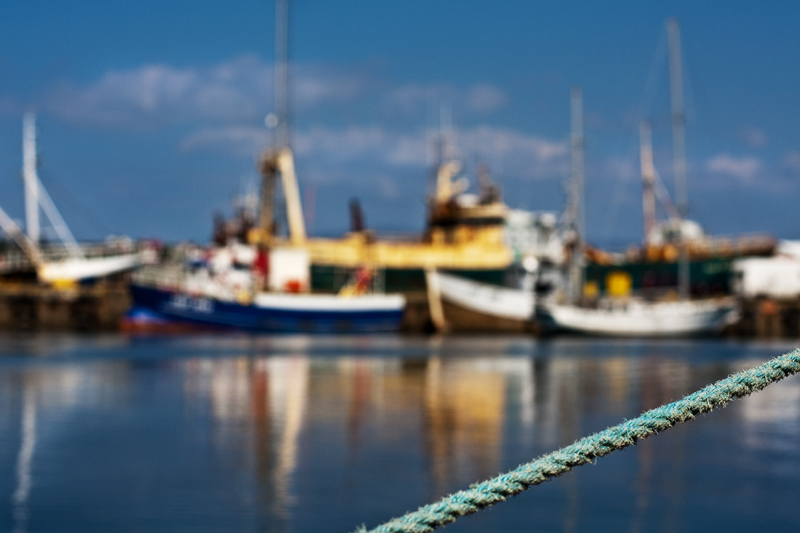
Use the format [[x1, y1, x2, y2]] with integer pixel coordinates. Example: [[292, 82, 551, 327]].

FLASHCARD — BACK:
[[425, 270, 535, 332], [538, 20, 737, 337], [535, 298, 737, 337], [0, 113, 141, 283]]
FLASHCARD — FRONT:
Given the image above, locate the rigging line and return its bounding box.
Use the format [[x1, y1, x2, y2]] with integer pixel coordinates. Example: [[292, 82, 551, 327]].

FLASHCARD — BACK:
[[600, 25, 669, 245], [680, 40, 698, 127], [637, 26, 669, 124], [37, 170, 114, 237], [356, 348, 800, 533], [679, 41, 756, 234], [652, 166, 680, 220]]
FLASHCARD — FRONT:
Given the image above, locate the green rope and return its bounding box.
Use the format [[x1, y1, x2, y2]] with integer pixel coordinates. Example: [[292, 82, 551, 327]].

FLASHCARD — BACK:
[[357, 348, 800, 533]]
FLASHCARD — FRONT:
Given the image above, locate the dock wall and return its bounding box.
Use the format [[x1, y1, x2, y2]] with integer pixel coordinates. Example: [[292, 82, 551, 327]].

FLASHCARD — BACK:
[[0, 280, 130, 332], [732, 297, 800, 338], [0, 279, 797, 338]]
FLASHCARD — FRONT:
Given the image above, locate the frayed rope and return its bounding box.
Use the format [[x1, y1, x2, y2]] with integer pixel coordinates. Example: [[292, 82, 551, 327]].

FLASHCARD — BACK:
[[356, 348, 800, 533]]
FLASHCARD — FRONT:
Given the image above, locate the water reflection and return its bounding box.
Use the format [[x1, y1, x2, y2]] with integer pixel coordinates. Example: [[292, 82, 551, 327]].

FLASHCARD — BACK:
[[184, 356, 310, 521], [736, 358, 800, 456], [2, 337, 800, 532], [12, 380, 35, 533]]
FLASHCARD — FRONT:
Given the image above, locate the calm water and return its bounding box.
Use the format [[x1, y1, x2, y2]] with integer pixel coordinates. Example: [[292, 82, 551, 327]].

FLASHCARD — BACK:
[[1, 334, 800, 532]]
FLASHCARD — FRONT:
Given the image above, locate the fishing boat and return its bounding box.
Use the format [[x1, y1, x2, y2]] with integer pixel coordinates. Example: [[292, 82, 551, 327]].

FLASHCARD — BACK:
[[125, 0, 406, 334], [303, 122, 514, 295], [126, 243, 405, 333], [127, 285, 405, 333], [428, 21, 745, 337]]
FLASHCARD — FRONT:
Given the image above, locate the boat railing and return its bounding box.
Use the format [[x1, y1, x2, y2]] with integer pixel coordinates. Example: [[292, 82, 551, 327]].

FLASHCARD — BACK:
[[0, 250, 33, 273], [132, 265, 185, 290]]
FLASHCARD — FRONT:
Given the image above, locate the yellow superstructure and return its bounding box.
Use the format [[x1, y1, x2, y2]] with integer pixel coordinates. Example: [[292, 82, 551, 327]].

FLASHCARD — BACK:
[[253, 144, 516, 277], [304, 228, 511, 270]]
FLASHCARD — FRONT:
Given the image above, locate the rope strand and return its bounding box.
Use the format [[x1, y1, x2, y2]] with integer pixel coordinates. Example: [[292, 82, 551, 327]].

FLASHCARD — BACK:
[[357, 348, 800, 533]]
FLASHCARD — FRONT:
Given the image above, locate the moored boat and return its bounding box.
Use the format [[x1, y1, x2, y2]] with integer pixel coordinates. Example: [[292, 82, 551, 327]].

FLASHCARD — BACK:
[[126, 241, 406, 334], [535, 298, 737, 337], [126, 283, 405, 334], [541, 20, 748, 338], [425, 269, 535, 332]]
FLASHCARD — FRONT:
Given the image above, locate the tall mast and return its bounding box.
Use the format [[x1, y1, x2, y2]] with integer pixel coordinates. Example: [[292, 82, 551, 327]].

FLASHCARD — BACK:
[[22, 113, 40, 244], [667, 18, 690, 299], [568, 86, 584, 304], [640, 122, 656, 241], [20, 113, 84, 259], [259, 0, 289, 239], [274, 0, 290, 151], [667, 18, 687, 219], [259, 0, 306, 245]]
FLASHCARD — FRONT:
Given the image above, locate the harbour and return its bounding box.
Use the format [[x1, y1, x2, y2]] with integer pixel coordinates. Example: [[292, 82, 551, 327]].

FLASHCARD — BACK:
[[3, 0, 800, 531], [2, 11, 793, 338]]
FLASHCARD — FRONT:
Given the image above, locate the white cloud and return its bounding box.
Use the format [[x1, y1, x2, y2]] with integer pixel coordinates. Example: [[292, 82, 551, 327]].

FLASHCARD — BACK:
[[179, 126, 268, 156], [378, 176, 400, 199], [464, 84, 508, 113], [459, 126, 566, 161], [602, 157, 637, 182], [737, 127, 768, 148], [706, 154, 762, 182], [43, 56, 367, 128], [181, 123, 568, 184], [382, 82, 508, 118], [37, 56, 508, 129], [294, 125, 391, 161], [0, 95, 18, 117], [783, 151, 800, 173], [456, 126, 568, 179], [382, 83, 454, 116]]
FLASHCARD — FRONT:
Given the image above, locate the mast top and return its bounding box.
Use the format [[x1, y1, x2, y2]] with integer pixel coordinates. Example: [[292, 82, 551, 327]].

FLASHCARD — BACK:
[[667, 17, 687, 220], [272, 0, 290, 150]]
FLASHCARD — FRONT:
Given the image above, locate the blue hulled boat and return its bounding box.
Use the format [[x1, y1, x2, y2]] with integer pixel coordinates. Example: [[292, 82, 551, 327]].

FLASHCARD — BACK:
[[127, 283, 405, 333]]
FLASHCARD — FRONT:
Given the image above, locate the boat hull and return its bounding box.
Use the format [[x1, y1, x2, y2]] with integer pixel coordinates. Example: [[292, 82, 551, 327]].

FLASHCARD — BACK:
[[536, 300, 737, 337], [426, 271, 535, 332], [127, 285, 405, 333], [39, 254, 140, 282]]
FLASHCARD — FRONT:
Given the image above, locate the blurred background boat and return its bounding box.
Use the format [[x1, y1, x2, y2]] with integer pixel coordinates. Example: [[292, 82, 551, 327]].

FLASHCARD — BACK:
[[537, 20, 741, 337], [0, 113, 148, 331], [124, 0, 405, 334], [425, 268, 536, 333]]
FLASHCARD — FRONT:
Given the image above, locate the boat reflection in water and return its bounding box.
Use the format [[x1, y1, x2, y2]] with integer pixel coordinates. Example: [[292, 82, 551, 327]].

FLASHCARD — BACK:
[[2, 337, 800, 532]]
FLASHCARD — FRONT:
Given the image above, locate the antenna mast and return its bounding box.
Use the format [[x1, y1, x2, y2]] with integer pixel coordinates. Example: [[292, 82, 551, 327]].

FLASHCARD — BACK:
[[568, 86, 584, 304], [640, 122, 656, 241], [274, 0, 290, 150], [667, 18, 690, 299], [667, 18, 687, 219], [258, 0, 306, 245]]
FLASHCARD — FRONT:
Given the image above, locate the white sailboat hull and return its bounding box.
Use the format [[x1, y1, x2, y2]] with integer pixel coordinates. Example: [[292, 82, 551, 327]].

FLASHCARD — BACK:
[[38, 254, 140, 282], [537, 299, 738, 337]]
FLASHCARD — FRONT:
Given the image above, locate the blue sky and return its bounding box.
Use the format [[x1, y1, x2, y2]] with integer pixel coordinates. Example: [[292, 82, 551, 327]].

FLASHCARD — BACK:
[[1, 0, 800, 247]]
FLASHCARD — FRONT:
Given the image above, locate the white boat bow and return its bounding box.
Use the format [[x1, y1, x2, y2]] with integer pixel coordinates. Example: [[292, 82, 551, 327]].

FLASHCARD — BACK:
[[38, 254, 141, 283]]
